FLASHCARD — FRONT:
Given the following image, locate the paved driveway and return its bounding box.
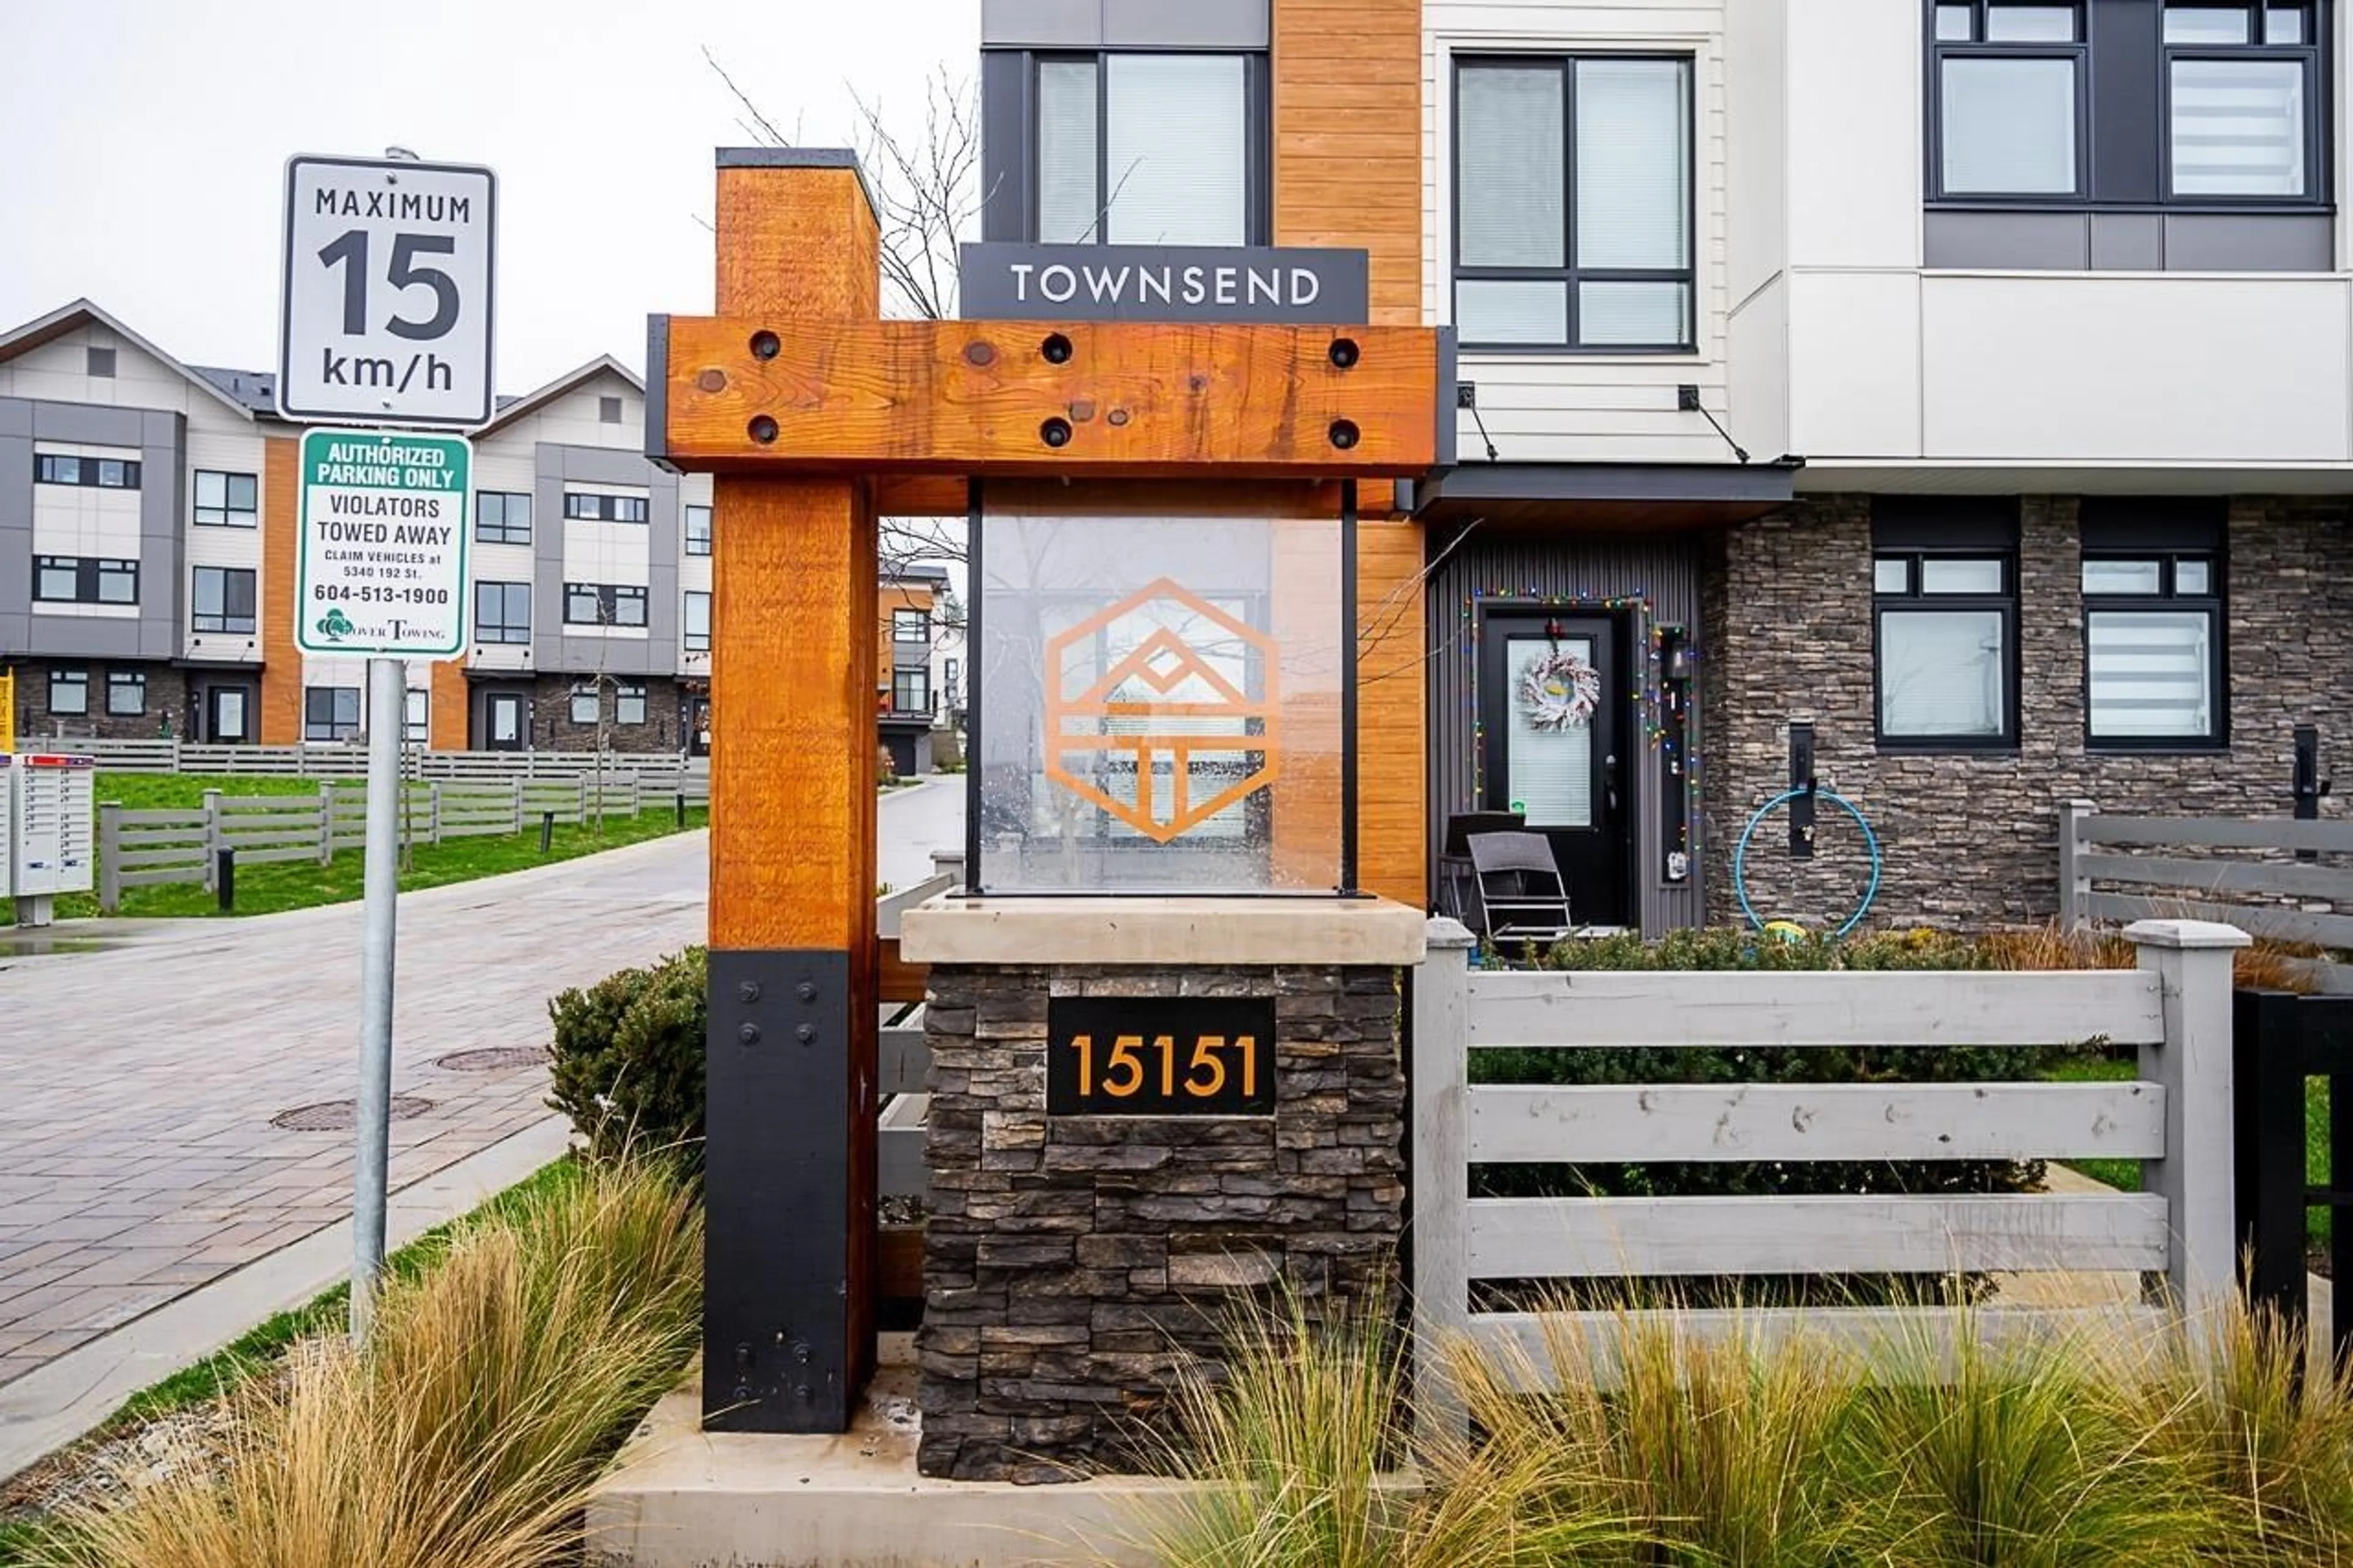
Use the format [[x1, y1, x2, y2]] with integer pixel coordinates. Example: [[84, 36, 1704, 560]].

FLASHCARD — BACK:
[[0, 830, 709, 1388]]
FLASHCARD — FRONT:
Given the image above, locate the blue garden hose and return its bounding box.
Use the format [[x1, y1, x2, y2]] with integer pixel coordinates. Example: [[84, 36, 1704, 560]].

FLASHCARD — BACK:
[[1732, 787, 1882, 938]]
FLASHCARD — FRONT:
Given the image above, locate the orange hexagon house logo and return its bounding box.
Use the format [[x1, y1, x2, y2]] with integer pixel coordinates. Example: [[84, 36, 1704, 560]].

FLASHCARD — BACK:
[[1043, 578, 1280, 843]]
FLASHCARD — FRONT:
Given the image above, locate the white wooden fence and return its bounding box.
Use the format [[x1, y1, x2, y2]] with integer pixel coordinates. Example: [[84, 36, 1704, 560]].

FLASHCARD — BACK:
[[2061, 797, 2353, 949], [1410, 915, 2247, 1437], [96, 773, 702, 911], [876, 853, 963, 1204], [63, 737, 708, 793]]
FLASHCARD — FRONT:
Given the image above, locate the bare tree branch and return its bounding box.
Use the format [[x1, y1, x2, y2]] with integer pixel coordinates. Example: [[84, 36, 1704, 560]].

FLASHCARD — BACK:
[[703, 45, 794, 148]]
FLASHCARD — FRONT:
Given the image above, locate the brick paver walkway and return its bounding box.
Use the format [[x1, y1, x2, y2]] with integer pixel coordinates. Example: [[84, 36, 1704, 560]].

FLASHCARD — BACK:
[[0, 830, 708, 1388]]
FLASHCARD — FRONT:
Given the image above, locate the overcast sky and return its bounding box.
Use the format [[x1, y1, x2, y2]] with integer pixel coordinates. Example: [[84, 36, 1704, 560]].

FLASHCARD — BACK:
[[0, 1, 974, 392]]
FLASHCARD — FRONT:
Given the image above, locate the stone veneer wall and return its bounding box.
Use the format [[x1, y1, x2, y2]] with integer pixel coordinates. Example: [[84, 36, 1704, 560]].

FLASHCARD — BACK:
[[917, 963, 1406, 1482], [1699, 495, 2353, 928], [529, 672, 684, 753], [10, 659, 187, 743]]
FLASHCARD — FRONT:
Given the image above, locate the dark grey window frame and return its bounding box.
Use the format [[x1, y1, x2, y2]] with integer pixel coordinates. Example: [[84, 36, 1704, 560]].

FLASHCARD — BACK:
[[684, 589, 712, 653], [48, 667, 88, 716], [305, 685, 362, 742], [193, 469, 259, 528], [2079, 499, 2229, 751], [1450, 53, 1700, 354], [33, 454, 141, 488], [474, 580, 532, 644], [476, 490, 532, 545], [893, 607, 930, 642], [570, 684, 600, 725], [893, 666, 931, 713], [1925, 1, 2331, 213], [1013, 47, 1271, 244], [105, 668, 145, 717], [615, 681, 648, 725], [34, 555, 139, 606], [192, 565, 257, 634], [562, 492, 649, 523], [684, 504, 712, 556], [1871, 499, 2022, 752], [598, 395, 624, 425], [85, 346, 115, 378], [563, 581, 646, 627]]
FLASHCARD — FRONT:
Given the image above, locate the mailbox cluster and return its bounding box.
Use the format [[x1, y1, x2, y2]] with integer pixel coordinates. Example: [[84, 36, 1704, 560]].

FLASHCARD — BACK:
[[4, 753, 97, 928]]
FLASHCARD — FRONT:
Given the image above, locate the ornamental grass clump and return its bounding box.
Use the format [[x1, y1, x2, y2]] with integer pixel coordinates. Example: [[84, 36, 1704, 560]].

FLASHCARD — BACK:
[[32, 1155, 700, 1568]]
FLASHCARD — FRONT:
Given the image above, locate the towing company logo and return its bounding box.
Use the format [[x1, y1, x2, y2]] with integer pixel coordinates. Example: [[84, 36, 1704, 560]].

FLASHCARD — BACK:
[[1044, 580, 1279, 843], [314, 607, 355, 643]]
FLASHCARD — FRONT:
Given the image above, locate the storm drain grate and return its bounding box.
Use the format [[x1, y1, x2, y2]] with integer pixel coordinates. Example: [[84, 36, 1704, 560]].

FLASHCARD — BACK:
[[433, 1047, 546, 1073], [271, 1096, 434, 1132]]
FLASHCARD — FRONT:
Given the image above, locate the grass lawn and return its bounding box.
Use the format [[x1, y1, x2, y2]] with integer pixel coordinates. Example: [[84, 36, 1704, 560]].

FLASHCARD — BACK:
[[23, 772, 706, 923], [2047, 1051, 2330, 1246], [0, 1161, 581, 1564]]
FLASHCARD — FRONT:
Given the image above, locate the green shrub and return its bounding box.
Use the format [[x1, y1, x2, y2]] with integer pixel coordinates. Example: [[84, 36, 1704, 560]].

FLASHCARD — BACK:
[[545, 947, 707, 1170]]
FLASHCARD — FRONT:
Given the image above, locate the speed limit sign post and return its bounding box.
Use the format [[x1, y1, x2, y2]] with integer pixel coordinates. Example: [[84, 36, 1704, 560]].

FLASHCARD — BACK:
[[278, 151, 491, 1344], [278, 155, 496, 426]]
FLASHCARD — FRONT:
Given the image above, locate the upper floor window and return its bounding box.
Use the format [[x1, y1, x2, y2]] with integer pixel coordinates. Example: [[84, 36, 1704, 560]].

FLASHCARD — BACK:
[[684, 590, 711, 653], [893, 667, 931, 713], [194, 471, 258, 528], [193, 566, 257, 634], [477, 491, 532, 545], [564, 581, 647, 627], [1872, 499, 2019, 749], [474, 580, 531, 645], [1928, 2, 2324, 205], [684, 504, 712, 556], [35, 555, 138, 605], [599, 395, 624, 425], [2080, 500, 2226, 746], [35, 454, 140, 488], [893, 607, 930, 642], [1034, 51, 1265, 245], [563, 492, 648, 523], [1452, 56, 1694, 351]]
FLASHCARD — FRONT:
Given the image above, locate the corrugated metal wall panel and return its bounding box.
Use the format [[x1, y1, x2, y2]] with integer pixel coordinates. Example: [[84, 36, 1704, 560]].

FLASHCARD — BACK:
[[1426, 529, 1705, 936]]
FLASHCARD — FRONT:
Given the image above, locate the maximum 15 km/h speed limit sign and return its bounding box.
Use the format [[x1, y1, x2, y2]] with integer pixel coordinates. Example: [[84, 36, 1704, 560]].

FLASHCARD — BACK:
[[278, 154, 496, 428]]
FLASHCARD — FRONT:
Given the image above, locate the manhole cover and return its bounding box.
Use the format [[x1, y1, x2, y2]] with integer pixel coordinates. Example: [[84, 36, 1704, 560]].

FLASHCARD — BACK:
[[433, 1047, 545, 1072], [271, 1096, 433, 1132]]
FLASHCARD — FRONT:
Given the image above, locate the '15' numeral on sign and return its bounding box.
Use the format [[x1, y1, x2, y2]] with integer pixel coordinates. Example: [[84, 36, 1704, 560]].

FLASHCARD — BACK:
[[1067, 1033, 1259, 1101], [315, 232, 460, 341]]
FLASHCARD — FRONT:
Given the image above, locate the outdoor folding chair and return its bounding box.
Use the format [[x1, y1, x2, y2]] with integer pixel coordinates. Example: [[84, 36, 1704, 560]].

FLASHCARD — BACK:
[[1465, 830, 1574, 945]]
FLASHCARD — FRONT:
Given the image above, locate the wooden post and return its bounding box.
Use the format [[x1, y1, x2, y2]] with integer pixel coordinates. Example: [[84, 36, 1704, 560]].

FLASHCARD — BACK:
[[318, 781, 336, 865], [200, 788, 224, 894], [2059, 798, 2094, 931], [1412, 917, 1474, 1449], [696, 148, 882, 1434], [2129, 917, 2250, 1325], [97, 801, 121, 915]]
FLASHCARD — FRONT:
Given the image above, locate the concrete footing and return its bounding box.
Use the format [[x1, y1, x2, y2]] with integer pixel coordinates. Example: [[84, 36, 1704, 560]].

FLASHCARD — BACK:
[[586, 1338, 1183, 1567]]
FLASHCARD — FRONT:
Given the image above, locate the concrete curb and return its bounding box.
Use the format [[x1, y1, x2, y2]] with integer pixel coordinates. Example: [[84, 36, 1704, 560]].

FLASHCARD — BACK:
[[0, 1116, 572, 1487]]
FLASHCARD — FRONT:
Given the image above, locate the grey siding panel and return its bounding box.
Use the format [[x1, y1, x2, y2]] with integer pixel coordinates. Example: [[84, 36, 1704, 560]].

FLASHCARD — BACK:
[[0, 403, 31, 631], [531, 450, 563, 671], [26, 614, 145, 658], [646, 468, 680, 671], [2164, 214, 2333, 271], [2090, 213, 2163, 270], [981, 48, 1028, 243], [1923, 212, 2090, 270], [140, 412, 186, 659], [28, 403, 148, 445], [983, 0, 1267, 47], [1427, 531, 1704, 937]]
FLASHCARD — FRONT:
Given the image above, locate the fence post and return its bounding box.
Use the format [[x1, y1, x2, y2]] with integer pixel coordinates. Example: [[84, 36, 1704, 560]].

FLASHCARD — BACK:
[[317, 781, 336, 865], [2131, 917, 2252, 1325], [509, 778, 524, 836], [200, 788, 224, 894], [2233, 988, 2309, 1347], [428, 781, 443, 845], [1412, 916, 1476, 1449], [2058, 798, 2094, 931], [98, 801, 122, 915], [575, 775, 588, 825]]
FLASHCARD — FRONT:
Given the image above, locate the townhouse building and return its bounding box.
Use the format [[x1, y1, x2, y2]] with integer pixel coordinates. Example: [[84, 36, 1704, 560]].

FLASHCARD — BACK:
[[970, 0, 2353, 929]]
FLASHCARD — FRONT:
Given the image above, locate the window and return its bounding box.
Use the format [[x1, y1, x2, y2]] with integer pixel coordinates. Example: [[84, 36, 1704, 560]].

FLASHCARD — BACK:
[[106, 668, 145, 716], [34, 556, 138, 605], [193, 470, 258, 527], [474, 580, 531, 643], [48, 668, 88, 716], [893, 667, 930, 713], [570, 684, 599, 724], [1872, 500, 2020, 748], [34, 454, 141, 488], [305, 686, 361, 742], [1927, 2, 2323, 206], [683, 590, 711, 653], [563, 583, 646, 627], [405, 689, 429, 744], [192, 566, 257, 634], [1034, 51, 1264, 244], [563, 492, 648, 523], [1452, 56, 1694, 350], [599, 395, 624, 424], [893, 607, 930, 642], [85, 346, 115, 378], [684, 504, 712, 556], [2081, 501, 2226, 745], [615, 681, 647, 725], [944, 656, 961, 705], [476, 491, 532, 544]]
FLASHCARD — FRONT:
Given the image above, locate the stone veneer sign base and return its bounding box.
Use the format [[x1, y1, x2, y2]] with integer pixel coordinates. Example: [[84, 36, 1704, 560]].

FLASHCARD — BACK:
[[902, 897, 1426, 1483]]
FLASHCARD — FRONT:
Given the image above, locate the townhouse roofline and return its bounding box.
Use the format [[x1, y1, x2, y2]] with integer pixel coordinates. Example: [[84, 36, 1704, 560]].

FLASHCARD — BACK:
[[0, 298, 260, 423], [470, 354, 645, 441]]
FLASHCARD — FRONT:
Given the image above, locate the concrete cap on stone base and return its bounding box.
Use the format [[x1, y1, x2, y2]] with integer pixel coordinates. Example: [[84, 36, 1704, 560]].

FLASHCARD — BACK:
[[900, 895, 1429, 967]]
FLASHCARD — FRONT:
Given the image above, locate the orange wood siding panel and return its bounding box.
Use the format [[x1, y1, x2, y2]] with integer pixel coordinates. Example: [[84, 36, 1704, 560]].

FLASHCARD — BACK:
[[659, 318, 1438, 477], [259, 436, 301, 746], [1356, 517, 1427, 908], [430, 659, 468, 751], [879, 585, 933, 690], [1273, 0, 1425, 326]]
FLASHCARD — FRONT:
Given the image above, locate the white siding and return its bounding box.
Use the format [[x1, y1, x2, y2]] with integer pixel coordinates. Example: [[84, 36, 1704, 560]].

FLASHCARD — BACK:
[[1425, 1, 1732, 464], [1786, 270, 1922, 460], [184, 427, 266, 662], [482, 373, 643, 452], [1784, 0, 1919, 270], [678, 473, 713, 681]]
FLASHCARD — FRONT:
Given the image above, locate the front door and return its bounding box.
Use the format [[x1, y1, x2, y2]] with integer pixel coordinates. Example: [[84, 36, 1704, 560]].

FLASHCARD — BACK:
[[208, 686, 249, 744], [485, 692, 525, 751], [1479, 612, 1631, 927]]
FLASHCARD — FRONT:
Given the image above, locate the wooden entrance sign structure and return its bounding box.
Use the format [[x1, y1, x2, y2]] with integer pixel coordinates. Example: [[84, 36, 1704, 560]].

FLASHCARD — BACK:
[[649, 148, 1443, 1433]]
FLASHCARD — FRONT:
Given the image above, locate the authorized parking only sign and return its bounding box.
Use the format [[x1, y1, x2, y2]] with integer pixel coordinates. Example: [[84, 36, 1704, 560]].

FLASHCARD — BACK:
[[295, 429, 471, 657]]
